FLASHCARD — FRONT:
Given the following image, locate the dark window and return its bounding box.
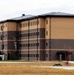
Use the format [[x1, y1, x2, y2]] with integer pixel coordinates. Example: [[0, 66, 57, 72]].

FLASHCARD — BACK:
[[2, 44, 4, 50], [22, 24, 23, 27], [20, 24, 22, 27], [33, 43, 35, 46], [28, 22, 30, 26], [28, 44, 30, 47], [1, 26, 3, 31], [28, 33, 30, 36], [26, 54, 28, 57], [31, 33, 33, 36], [19, 34, 21, 37], [36, 54, 39, 57], [31, 44, 33, 47], [33, 33, 35, 36], [1, 35, 3, 40], [25, 34, 28, 37], [46, 20, 48, 24], [36, 43, 39, 46], [36, 32, 39, 35], [25, 44, 27, 47], [46, 43, 48, 46], [46, 31, 48, 35], [28, 54, 30, 57], [46, 54, 48, 57], [19, 44, 21, 47]]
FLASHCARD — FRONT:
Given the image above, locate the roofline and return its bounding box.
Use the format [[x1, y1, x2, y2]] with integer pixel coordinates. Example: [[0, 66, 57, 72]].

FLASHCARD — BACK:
[[1, 15, 74, 23], [38, 15, 74, 17], [0, 16, 38, 23], [0, 20, 17, 23]]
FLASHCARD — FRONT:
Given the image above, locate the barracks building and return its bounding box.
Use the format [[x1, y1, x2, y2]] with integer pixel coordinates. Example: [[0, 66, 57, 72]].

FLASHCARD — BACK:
[[0, 12, 74, 61]]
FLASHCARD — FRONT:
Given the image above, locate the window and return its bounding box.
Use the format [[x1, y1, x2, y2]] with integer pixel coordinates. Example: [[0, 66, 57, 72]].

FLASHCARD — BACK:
[[26, 23, 27, 27], [36, 43, 39, 46], [19, 44, 21, 47], [6, 44, 7, 46], [22, 24, 23, 27], [1, 35, 3, 40], [36, 54, 39, 57], [33, 33, 35, 36], [46, 20, 48, 24], [28, 22, 30, 26], [30, 33, 32, 36], [46, 54, 48, 57], [25, 34, 28, 37], [37, 20, 39, 25], [33, 43, 35, 46], [36, 32, 39, 35], [46, 31, 48, 35], [2, 44, 4, 50], [28, 44, 30, 47], [33, 22, 34, 25], [46, 43, 48, 46], [23, 23, 25, 27], [28, 33, 30, 36], [19, 24, 21, 27], [31, 22, 32, 26], [1, 26, 3, 31]]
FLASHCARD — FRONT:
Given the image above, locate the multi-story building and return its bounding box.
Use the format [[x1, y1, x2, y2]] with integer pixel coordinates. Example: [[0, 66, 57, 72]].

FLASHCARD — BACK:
[[0, 12, 74, 61]]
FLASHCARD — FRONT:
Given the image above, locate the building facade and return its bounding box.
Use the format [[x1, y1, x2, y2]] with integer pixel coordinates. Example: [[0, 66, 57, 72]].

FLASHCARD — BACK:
[[0, 12, 74, 61]]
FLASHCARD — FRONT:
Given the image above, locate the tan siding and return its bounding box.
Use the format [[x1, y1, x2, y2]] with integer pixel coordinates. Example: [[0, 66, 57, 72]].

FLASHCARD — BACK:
[[45, 17, 51, 39], [21, 21, 28, 31], [51, 17, 74, 39], [29, 19, 38, 30], [8, 22, 16, 31], [38, 18, 45, 28]]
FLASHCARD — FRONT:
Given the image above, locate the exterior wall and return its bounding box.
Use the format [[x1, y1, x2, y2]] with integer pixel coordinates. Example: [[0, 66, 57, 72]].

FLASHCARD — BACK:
[[0, 16, 74, 61], [0, 21, 20, 60], [20, 18, 45, 61], [51, 17, 74, 39], [0, 22, 8, 60], [45, 17, 74, 61]]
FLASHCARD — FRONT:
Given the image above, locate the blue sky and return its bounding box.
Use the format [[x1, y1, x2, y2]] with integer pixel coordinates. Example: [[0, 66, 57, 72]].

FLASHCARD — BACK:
[[0, 0, 74, 20]]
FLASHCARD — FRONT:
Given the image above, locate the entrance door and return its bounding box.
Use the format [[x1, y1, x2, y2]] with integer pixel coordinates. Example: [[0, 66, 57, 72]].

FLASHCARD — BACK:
[[57, 51, 65, 61], [8, 52, 11, 60]]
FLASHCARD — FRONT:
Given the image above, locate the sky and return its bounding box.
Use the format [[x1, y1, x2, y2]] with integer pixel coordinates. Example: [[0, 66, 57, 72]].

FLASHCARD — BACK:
[[0, 0, 74, 20]]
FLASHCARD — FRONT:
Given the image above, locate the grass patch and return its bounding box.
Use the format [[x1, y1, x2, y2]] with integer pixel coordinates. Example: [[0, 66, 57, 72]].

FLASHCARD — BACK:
[[0, 61, 73, 75]]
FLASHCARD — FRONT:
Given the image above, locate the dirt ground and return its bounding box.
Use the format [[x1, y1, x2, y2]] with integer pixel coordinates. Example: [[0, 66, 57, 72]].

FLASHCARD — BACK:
[[0, 61, 73, 75]]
